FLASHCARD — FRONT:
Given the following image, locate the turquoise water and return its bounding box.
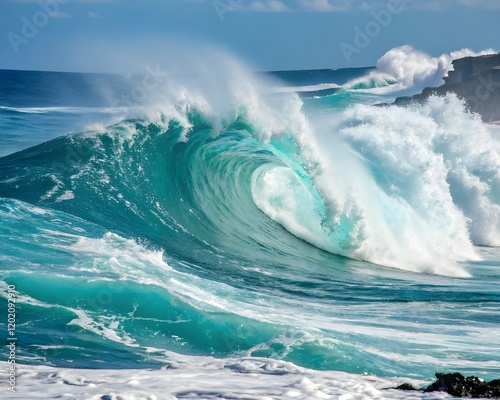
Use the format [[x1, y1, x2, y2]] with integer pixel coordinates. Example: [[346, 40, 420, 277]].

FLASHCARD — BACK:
[[0, 64, 499, 385]]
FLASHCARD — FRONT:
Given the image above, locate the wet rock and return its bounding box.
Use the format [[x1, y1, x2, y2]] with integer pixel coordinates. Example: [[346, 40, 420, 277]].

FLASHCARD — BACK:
[[392, 52, 500, 123], [395, 383, 417, 391], [424, 373, 500, 398]]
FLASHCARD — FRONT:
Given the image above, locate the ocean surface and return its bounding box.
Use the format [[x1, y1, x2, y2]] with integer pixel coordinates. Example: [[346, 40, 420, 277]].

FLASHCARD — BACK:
[[0, 46, 499, 399]]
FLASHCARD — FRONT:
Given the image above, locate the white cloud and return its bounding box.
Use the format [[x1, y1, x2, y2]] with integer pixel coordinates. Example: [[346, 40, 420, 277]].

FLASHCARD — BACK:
[[219, 0, 500, 12], [298, 0, 348, 12], [87, 11, 101, 18], [5, 0, 500, 11], [456, 0, 500, 8], [247, 0, 288, 11]]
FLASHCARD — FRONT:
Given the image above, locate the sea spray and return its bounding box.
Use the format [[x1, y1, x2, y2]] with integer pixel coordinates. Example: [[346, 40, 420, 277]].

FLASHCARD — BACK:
[[1, 49, 500, 398], [343, 45, 496, 96]]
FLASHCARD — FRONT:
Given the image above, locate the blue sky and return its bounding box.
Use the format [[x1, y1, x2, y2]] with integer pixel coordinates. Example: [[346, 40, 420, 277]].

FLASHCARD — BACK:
[[0, 0, 499, 72]]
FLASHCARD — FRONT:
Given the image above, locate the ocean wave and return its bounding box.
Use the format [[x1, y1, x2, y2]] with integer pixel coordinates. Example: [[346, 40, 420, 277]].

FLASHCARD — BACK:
[[272, 82, 341, 93], [1, 91, 498, 277], [1, 48, 500, 276], [0, 105, 129, 114], [1, 50, 500, 381], [343, 45, 496, 96]]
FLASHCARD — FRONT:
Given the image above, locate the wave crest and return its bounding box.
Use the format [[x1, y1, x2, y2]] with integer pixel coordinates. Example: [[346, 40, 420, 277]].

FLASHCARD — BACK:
[[344, 45, 496, 96], [1, 51, 499, 278]]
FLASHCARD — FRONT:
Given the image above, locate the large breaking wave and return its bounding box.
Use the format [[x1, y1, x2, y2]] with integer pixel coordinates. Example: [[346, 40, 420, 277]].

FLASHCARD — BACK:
[[343, 45, 496, 95], [2, 48, 500, 393], [1, 51, 499, 279]]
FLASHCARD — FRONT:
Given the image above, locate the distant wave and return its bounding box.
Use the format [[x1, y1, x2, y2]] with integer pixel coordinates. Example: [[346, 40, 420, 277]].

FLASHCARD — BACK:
[[342, 72, 397, 90], [0, 105, 128, 114], [343, 45, 496, 96], [272, 83, 340, 93]]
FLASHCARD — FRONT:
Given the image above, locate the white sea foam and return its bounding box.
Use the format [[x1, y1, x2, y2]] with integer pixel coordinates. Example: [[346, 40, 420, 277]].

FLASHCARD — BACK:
[[1, 359, 448, 400], [252, 93, 500, 277], [82, 45, 498, 277], [55, 190, 75, 202], [344, 45, 496, 96]]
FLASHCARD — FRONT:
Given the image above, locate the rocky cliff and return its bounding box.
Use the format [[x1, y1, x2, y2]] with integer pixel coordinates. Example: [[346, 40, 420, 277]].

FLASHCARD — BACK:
[[394, 52, 500, 123]]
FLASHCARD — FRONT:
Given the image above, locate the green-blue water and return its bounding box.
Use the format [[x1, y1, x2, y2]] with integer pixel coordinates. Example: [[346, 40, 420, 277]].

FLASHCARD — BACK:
[[0, 63, 499, 387]]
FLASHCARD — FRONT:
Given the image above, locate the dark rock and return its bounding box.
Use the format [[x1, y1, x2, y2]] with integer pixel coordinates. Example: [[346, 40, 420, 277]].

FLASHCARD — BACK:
[[392, 52, 500, 123], [424, 372, 500, 398], [395, 383, 417, 391], [486, 380, 500, 398], [445, 54, 500, 85]]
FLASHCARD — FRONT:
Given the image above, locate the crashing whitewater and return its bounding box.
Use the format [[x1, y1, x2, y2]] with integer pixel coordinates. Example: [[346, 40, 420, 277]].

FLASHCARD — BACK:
[[0, 45, 499, 399]]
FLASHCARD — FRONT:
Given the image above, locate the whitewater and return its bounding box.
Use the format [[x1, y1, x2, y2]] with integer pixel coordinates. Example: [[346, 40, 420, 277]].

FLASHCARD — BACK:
[[0, 45, 499, 399]]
